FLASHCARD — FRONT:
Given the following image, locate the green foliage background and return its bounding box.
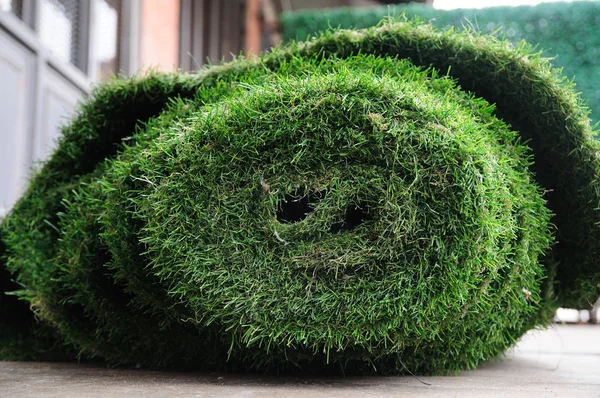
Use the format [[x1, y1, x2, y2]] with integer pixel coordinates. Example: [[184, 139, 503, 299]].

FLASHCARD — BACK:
[[282, 1, 600, 127]]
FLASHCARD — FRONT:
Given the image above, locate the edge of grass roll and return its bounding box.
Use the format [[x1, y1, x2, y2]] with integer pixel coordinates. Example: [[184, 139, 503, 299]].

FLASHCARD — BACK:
[[92, 55, 552, 373]]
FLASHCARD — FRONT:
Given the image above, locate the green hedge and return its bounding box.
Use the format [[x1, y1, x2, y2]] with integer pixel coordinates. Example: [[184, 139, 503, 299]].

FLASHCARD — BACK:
[[282, 1, 600, 127], [2, 20, 600, 374]]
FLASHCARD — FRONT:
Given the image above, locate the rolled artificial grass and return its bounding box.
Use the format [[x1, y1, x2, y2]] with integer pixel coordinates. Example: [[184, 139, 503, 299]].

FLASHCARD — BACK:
[[1, 20, 599, 374]]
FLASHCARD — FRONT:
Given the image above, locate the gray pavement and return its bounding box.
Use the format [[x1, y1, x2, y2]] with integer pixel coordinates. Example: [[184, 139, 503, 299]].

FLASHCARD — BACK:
[[1, 324, 598, 397]]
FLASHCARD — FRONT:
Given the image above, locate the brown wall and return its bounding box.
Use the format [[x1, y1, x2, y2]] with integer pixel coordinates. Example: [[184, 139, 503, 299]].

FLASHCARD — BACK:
[[140, 0, 180, 71]]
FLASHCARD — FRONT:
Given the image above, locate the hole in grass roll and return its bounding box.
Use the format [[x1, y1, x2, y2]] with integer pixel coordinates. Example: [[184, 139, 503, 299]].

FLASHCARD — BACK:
[[330, 203, 371, 233], [277, 189, 325, 224]]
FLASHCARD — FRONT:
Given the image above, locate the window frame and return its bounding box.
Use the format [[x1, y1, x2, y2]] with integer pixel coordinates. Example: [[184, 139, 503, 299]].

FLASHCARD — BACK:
[[0, 0, 139, 87]]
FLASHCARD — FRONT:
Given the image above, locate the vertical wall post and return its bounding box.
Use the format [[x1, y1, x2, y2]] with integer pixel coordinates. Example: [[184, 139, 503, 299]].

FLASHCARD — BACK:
[[244, 0, 261, 57]]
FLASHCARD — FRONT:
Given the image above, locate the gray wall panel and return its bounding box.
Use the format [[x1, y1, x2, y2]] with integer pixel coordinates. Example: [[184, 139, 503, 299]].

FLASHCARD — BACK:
[[0, 29, 34, 217]]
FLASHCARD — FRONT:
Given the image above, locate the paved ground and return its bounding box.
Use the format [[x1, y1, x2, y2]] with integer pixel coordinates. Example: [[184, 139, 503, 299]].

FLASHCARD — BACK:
[[1, 324, 598, 397]]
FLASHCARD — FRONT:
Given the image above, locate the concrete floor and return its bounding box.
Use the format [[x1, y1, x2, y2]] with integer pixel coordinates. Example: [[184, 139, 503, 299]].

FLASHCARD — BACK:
[[1, 324, 598, 397]]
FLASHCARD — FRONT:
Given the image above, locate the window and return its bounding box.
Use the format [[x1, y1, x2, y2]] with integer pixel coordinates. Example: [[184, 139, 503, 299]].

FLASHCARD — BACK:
[[1, 0, 135, 81], [90, 0, 121, 80], [0, 0, 23, 19], [39, 0, 83, 66]]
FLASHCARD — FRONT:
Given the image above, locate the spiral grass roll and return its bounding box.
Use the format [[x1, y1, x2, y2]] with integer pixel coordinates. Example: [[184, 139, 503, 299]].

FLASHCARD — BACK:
[[2, 20, 599, 374]]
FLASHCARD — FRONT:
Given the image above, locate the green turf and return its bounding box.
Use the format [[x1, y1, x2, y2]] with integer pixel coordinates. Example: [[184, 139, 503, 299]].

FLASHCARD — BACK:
[[1, 20, 598, 374]]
